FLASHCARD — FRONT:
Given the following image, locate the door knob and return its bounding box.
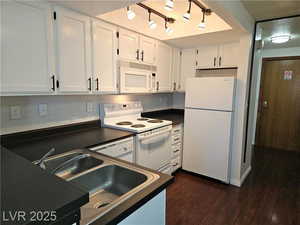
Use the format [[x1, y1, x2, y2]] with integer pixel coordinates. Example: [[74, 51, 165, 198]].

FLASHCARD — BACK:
[[262, 100, 268, 108]]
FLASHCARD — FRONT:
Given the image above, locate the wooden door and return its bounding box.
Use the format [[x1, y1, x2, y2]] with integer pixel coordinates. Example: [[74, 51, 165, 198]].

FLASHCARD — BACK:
[[92, 19, 117, 93], [256, 57, 300, 152], [1, 1, 54, 95], [140, 36, 156, 64], [118, 28, 139, 62], [180, 49, 196, 91], [156, 42, 172, 92], [55, 6, 91, 93], [196, 45, 218, 69]]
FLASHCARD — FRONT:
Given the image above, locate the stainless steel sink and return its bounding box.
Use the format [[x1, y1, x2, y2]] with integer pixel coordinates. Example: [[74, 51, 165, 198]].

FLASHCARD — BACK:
[[35, 149, 160, 225]]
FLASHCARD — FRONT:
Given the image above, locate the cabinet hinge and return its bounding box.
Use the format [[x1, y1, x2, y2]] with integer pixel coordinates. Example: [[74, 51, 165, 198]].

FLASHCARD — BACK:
[[56, 80, 60, 89], [116, 31, 119, 38], [53, 11, 56, 20], [117, 48, 119, 55]]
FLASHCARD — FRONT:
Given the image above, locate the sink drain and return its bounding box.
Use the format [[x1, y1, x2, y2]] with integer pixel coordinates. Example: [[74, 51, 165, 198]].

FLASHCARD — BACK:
[[94, 202, 110, 209]]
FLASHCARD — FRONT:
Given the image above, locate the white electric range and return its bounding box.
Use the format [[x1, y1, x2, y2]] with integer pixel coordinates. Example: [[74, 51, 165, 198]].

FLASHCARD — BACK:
[[100, 102, 173, 174]]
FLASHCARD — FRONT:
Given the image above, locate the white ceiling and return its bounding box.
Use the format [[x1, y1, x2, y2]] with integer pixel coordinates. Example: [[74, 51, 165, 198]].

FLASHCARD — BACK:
[[98, 0, 232, 41], [256, 16, 300, 49], [242, 0, 300, 21]]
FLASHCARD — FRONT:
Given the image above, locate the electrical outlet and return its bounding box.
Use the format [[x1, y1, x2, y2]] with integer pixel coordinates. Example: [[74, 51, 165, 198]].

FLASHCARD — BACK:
[[87, 102, 93, 113], [38, 104, 48, 116], [10, 106, 21, 119]]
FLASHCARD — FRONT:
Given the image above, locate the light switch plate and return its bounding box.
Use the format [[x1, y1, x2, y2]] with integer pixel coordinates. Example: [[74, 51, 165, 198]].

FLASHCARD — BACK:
[[38, 104, 48, 116], [87, 102, 94, 113], [10, 106, 21, 119]]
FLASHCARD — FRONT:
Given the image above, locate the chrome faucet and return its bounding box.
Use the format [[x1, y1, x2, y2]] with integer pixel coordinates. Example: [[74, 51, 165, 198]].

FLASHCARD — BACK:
[[36, 148, 55, 169], [51, 153, 90, 174]]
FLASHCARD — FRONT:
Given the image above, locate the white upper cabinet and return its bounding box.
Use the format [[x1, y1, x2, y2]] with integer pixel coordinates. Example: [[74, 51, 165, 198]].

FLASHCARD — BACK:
[[180, 48, 196, 92], [54, 6, 92, 93], [196, 45, 218, 69], [1, 1, 55, 95], [218, 42, 239, 68], [139, 36, 156, 64], [118, 28, 140, 62], [172, 48, 181, 92], [91, 19, 117, 93], [156, 42, 172, 92], [196, 42, 239, 69]]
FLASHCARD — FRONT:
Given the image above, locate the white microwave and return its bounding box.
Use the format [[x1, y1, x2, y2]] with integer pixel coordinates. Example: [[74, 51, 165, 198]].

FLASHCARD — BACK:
[[120, 67, 155, 93]]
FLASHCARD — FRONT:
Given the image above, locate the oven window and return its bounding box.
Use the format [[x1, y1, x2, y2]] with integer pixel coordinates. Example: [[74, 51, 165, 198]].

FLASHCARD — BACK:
[[125, 73, 147, 88]]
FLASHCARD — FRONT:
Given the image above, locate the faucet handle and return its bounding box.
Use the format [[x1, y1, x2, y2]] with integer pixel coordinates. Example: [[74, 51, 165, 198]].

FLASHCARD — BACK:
[[37, 148, 55, 169]]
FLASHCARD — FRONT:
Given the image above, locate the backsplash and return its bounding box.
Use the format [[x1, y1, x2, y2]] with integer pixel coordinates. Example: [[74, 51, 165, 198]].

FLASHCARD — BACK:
[[0, 94, 173, 134]]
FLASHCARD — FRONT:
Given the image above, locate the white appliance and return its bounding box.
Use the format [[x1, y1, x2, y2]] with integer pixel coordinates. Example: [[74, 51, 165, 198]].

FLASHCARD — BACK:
[[183, 77, 236, 183], [100, 102, 173, 174], [119, 67, 153, 93], [89, 137, 134, 163]]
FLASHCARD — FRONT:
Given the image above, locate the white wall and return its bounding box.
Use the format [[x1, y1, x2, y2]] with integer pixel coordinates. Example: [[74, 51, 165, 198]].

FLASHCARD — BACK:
[[247, 47, 300, 148], [0, 94, 172, 135]]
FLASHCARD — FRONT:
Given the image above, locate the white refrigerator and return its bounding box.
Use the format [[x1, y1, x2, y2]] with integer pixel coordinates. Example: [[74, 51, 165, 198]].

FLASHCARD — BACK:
[[182, 76, 236, 183]]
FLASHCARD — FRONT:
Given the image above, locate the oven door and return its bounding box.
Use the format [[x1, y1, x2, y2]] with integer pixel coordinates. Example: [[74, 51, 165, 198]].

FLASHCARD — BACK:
[[120, 67, 151, 93], [136, 127, 172, 170]]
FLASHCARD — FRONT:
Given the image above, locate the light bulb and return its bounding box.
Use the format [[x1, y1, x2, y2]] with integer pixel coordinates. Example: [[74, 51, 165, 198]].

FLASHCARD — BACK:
[[127, 7, 135, 20], [149, 20, 157, 29], [165, 0, 174, 11], [165, 26, 173, 35], [198, 22, 206, 29], [183, 12, 190, 22]]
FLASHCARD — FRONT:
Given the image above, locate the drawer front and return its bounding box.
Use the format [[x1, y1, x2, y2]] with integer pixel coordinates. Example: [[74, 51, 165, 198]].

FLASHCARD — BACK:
[[172, 125, 182, 135], [172, 134, 182, 145], [171, 143, 181, 158], [171, 156, 181, 171]]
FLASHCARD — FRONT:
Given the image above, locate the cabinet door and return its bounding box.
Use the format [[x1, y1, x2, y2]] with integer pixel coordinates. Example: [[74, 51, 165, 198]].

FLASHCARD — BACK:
[[118, 28, 139, 62], [196, 45, 218, 69], [92, 20, 117, 93], [140, 36, 156, 64], [1, 1, 54, 95], [156, 42, 172, 92], [180, 49, 196, 91], [172, 48, 181, 92], [218, 42, 239, 68], [55, 7, 92, 93]]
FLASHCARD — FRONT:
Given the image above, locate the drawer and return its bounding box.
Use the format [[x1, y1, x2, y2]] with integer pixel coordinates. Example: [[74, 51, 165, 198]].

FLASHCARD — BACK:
[[171, 156, 181, 171], [172, 134, 182, 145], [171, 143, 181, 158], [172, 125, 182, 135]]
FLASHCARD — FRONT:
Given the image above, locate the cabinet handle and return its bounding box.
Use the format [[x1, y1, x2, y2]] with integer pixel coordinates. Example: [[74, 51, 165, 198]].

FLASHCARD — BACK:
[[51, 75, 55, 91], [136, 49, 140, 60], [141, 50, 144, 61], [214, 57, 216, 67], [88, 78, 92, 91], [156, 81, 159, 91], [173, 149, 180, 153], [173, 82, 176, 91], [173, 163, 179, 167], [219, 57, 222, 67], [96, 78, 99, 91]]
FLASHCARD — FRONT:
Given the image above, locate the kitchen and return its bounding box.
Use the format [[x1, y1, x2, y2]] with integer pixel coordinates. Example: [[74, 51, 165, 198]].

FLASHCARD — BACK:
[[1, 0, 299, 225]]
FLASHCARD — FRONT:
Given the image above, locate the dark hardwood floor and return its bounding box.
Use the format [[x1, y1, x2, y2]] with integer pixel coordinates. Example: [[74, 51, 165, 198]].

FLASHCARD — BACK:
[[167, 147, 300, 225]]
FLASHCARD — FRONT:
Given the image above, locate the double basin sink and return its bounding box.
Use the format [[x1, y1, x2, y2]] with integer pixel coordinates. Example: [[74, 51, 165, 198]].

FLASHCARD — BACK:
[[34, 149, 160, 224]]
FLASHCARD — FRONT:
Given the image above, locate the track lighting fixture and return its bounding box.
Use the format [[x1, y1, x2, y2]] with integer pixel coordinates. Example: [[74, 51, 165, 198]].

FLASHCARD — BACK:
[[126, 6, 135, 20], [164, 0, 174, 11], [198, 10, 206, 29], [183, 0, 192, 22], [148, 10, 157, 29], [165, 19, 173, 35]]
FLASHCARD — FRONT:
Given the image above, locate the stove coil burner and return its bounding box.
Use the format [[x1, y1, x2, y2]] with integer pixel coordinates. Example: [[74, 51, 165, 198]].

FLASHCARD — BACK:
[[116, 121, 133, 125], [147, 119, 163, 123], [131, 124, 146, 128], [137, 118, 149, 121]]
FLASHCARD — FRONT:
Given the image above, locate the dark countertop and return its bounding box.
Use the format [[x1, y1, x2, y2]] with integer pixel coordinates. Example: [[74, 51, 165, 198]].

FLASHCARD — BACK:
[[1, 146, 89, 225], [142, 109, 184, 125], [1, 120, 134, 162]]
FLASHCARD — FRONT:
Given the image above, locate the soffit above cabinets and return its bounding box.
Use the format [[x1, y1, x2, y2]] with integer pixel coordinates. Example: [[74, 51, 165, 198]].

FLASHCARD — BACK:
[[98, 0, 232, 41], [256, 16, 300, 49]]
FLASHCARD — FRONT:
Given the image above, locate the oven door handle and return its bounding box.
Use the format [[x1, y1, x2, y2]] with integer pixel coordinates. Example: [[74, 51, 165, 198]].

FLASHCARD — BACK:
[[139, 131, 171, 145]]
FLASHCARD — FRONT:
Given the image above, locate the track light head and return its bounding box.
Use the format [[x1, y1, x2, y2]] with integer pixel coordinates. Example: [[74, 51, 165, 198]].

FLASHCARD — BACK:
[[165, 19, 173, 35], [164, 0, 174, 11], [183, 0, 192, 22], [198, 10, 206, 29], [148, 10, 157, 29], [127, 6, 135, 20]]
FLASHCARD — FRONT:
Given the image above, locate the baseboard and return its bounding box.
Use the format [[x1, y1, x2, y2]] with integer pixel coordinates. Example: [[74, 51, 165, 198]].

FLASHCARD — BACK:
[[230, 178, 241, 187], [230, 166, 252, 187]]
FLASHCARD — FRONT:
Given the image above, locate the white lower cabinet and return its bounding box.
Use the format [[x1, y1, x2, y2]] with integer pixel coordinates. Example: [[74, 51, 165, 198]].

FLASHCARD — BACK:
[[171, 124, 183, 173], [1, 1, 55, 95], [118, 190, 166, 225]]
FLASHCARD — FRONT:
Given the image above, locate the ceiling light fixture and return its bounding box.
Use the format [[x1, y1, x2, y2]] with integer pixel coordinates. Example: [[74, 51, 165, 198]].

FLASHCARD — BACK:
[[271, 35, 291, 44], [148, 10, 157, 29], [164, 0, 174, 11], [126, 6, 135, 20], [183, 0, 192, 22], [198, 10, 206, 29], [165, 19, 173, 35]]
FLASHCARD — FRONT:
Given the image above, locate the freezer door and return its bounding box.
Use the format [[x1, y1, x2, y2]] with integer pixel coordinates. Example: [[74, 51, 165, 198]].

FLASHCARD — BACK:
[[183, 108, 232, 183], [185, 77, 235, 111]]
